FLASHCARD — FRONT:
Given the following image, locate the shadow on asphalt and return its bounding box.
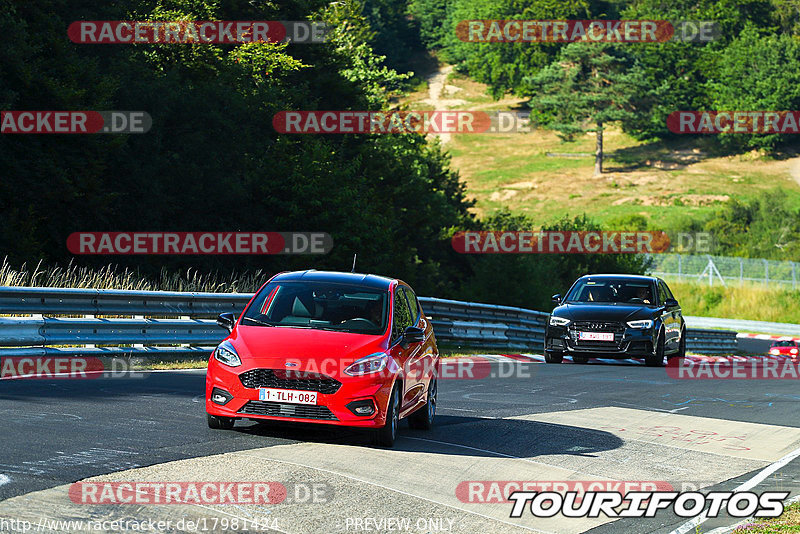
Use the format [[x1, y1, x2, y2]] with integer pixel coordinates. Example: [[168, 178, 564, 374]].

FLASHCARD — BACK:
[[235, 415, 624, 459]]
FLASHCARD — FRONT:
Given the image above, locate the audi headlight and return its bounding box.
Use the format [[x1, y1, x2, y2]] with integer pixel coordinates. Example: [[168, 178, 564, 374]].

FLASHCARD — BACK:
[[344, 353, 389, 376], [214, 341, 242, 367], [549, 316, 570, 327], [771, 348, 781, 355], [627, 319, 654, 329]]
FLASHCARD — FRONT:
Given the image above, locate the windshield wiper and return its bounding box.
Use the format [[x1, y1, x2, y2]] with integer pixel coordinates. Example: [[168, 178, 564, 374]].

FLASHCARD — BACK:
[[241, 317, 276, 327]]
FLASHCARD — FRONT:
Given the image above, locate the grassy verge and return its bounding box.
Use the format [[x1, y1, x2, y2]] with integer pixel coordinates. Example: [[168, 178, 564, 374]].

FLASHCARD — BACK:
[[667, 281, 800, 324], [402, 66, 800, 227], [733, 502, 800, 533]]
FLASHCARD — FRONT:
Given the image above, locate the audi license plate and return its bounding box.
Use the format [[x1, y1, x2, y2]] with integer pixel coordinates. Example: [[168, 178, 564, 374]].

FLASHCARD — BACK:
[[578, 331, 614, 342], [258, 388, 317, 405]]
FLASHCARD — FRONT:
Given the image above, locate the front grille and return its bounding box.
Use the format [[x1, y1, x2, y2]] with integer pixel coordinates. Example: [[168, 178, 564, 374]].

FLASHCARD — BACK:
[[238, 401, 338, 420], [239, 369, 341, 394], [572, 321, 625, 333]]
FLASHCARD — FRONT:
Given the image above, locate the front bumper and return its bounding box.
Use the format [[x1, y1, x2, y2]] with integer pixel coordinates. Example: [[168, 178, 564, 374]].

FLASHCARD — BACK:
[[545, 322, 657, 358], [205, 356, 394, 428]]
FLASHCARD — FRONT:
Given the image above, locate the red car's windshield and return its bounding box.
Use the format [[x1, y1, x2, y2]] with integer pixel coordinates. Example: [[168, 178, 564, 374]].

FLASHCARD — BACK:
[[242, 281, 388, 335]]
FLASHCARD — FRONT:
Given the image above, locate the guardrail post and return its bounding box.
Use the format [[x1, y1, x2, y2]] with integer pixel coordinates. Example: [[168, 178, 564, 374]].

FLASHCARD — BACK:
[[793, 262, 797, 290]]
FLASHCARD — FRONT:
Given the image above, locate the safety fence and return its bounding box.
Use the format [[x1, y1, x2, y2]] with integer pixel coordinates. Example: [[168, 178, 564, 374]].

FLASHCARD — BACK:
[[0, 287, 738, 357]]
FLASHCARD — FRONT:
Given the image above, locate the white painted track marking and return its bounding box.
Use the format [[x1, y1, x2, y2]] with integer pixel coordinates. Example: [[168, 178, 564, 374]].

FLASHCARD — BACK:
[[670, 443, 800, 534]]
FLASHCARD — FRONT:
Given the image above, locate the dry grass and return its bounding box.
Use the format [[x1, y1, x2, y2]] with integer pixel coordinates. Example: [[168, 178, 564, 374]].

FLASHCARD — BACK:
[[0, 257, 267, 293], [402, 65, 800, 228], [733, 502, 800, 533], [668, 280, 800, 323]]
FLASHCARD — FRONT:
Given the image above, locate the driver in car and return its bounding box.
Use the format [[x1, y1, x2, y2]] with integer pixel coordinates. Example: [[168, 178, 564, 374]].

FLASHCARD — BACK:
[[635, 286, 652, 304]]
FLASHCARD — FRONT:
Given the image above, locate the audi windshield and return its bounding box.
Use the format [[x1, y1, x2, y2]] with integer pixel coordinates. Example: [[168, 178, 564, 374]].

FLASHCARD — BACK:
[[565, 279, 657, 305]]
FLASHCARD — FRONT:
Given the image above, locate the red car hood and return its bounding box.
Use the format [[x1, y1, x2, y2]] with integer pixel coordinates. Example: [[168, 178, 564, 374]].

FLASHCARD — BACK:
[[228, 324, 388, 377]]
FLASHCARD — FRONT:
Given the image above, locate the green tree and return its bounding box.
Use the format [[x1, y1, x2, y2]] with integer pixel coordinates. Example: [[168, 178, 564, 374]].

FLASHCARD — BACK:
[[525, 42, 653, 175]]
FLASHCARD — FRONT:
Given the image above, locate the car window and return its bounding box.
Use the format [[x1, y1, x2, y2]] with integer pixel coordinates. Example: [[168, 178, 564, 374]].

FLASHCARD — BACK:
[[392, 287, 414, 342], [657, 282, 669, 304], [402, 286, 421, 324], [662, 281, 675, 300], [241, 281, 388, 335]]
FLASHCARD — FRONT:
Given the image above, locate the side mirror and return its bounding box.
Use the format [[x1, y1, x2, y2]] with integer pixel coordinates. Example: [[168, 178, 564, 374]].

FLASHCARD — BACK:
[[665, 298, 679, 308], [403, 326, 425, 345], [551, 294, 562, 304], [217, 312, 237, 333]]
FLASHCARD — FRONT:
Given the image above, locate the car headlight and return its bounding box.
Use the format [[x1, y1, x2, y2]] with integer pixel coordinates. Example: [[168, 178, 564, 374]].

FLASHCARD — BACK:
[[344, 352, 389, 376], [791, 348, 798, 355], [214, 341, 242, 367], [771, 348, 781, 355], [627, 319, 654, 329], [549, 316, 570, 327]]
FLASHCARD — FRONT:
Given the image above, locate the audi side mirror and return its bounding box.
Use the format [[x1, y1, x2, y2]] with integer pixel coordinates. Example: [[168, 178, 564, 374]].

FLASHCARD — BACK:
[[217, 312, 237, 333], [665, 298, 679, 308], [551, 294, 562, 304]]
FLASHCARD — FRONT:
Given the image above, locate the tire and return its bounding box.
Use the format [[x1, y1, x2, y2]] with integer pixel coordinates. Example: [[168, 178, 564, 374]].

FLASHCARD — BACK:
[[573, 356, 589, 364], [207, 413, 235, 430], [409, 378, 436, 430], [668, 328, 686, 361], [544, 351, 563, 364], [646, 332, 666, 367], [373, 385, 401, 447]]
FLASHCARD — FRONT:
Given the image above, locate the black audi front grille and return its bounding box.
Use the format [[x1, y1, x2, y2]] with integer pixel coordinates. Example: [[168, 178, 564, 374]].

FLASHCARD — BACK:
[[238, 401, 338, 420], [572, 321, 625, 333], [238, 369, 342, 394]]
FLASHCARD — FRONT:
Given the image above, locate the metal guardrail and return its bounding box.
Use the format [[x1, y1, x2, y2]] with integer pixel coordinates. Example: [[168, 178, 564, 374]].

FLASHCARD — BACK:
[[418, 297, 548, 350], [0, 287, 741, 357], [685, 316, 800, 337]]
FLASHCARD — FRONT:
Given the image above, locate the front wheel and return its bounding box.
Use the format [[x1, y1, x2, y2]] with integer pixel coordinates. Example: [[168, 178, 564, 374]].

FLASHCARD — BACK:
[[207, 413, 235, 430], [668, 328, 686, 361], [373, 385, 400, 447], [545, 351, 563, 364], [646, 332, 666, 367], [409, 378, 436, 430]]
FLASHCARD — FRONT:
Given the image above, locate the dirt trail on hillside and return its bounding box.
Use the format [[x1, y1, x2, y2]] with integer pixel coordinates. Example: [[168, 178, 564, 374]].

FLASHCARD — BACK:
[[422, 64, 464, 144], [791, 157, 800, 186]]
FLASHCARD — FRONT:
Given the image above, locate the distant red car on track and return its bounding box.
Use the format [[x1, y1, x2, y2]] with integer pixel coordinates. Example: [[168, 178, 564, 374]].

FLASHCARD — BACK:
[[769, 340, 799, 358], [205, 270, 439, 447]]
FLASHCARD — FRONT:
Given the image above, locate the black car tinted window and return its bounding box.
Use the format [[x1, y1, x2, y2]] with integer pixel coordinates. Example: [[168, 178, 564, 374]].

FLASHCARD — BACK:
[[565, 279, 656, 304]]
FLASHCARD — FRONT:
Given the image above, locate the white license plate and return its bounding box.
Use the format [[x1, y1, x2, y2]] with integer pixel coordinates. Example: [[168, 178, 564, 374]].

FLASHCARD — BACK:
[[258, 388, 318, 405], [579, 331, 614, 341]]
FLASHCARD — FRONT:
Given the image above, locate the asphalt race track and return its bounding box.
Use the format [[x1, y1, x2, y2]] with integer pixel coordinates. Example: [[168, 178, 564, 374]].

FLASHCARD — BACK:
[[2, 357, 800, 534]]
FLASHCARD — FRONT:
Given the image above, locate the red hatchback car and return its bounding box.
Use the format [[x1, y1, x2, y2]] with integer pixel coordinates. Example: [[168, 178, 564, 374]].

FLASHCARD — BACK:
[[205, 270, 439, 447], [769, 339, 799, 358]]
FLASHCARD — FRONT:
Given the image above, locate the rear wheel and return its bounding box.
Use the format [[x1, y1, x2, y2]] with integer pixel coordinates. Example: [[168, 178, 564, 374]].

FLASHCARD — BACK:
[[544, 351, 563, 364], [573, 356, 589, 364], [409, 378, 436, 430], [207, 413, 235, 430], [373, 385, 400, 447], [646, 332, 666, 367]]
